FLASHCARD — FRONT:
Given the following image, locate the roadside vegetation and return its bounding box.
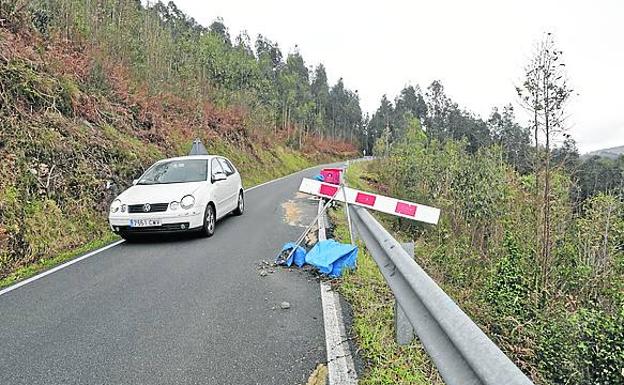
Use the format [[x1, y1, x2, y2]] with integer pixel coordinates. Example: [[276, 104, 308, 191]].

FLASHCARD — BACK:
[[0, 1, 358, 284], [343, 121, 623, 384], [338, 35, 623, 385]]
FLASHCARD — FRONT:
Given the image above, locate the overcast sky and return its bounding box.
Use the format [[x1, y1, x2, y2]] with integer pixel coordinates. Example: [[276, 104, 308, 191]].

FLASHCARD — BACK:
[[171, 0, 623, 153]]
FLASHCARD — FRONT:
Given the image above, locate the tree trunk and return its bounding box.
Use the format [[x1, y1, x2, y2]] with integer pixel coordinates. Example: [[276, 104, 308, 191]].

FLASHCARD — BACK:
[[542, 75, 551, 293], [534, 90, 540, 244]]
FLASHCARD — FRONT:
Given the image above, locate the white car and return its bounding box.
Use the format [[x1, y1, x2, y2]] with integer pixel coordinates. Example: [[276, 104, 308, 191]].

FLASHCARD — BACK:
[[108, 155, 244, 240]]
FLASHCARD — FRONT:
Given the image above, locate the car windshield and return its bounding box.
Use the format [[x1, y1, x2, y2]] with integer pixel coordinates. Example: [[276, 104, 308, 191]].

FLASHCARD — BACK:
[[138, 159, 207, 185]]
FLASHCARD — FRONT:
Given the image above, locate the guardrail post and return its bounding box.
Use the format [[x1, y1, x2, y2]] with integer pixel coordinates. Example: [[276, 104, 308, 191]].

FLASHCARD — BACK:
[[395, 242, 415, 345]]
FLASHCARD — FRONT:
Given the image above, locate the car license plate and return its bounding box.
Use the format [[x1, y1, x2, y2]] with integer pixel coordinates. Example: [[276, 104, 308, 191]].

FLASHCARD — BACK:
[[129, 219, 162, 228]]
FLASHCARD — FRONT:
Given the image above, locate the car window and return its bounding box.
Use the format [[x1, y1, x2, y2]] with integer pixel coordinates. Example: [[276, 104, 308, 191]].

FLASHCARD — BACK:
[[137, 159, 207, 185], [218, 158, 235, 176], [211, 158, 225, 176], [225, 159, 237, 174]]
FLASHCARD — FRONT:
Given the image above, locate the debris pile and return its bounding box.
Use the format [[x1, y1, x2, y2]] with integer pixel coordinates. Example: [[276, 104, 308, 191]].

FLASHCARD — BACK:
[[276, 240, 357, 278]]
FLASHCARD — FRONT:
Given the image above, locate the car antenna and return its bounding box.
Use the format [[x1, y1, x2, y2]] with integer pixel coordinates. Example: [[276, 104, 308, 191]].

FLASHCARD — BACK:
[[189, 138, 209, 155]]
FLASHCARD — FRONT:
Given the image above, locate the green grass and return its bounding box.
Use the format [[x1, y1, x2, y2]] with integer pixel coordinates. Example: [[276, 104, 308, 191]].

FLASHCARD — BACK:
[[239, 145, 314, 188], [330, 162, 442, 385], [344, 161, 370, 190]]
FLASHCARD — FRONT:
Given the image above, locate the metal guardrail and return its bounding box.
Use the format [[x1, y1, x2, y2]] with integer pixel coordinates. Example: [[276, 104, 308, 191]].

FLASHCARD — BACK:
[[349, 205, 534, 385]]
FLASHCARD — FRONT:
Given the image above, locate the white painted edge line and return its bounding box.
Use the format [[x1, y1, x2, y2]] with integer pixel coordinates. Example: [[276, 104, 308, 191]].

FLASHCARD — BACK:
[[245, 163, 325, 193], [0, 239, 126, 297], [318, 200, 358, 384]]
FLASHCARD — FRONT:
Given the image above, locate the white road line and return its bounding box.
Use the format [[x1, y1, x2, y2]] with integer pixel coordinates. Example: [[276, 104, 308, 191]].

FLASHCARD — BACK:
[[318, 200, 358, 384], [245, 163, 327, 192], [0, 240, 125, 297]]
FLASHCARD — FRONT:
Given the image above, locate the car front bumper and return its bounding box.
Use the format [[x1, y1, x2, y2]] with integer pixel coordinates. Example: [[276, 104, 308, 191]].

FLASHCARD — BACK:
[[109, 208, 204, 234]]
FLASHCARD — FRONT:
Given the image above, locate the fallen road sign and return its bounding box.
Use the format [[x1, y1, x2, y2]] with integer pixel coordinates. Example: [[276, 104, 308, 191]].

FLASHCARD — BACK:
[[299, 178, 440, 225]]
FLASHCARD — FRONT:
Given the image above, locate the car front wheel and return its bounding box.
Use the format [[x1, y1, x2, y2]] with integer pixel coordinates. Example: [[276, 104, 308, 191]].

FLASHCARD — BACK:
[[202, 204, 216, 237], [233, 191, 244, 216]]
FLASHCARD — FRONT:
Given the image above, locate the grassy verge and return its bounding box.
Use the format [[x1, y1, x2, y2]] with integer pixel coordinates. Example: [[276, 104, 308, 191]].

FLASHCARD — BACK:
[[239, 145, 317, 188], [328, 163, 442, 384]]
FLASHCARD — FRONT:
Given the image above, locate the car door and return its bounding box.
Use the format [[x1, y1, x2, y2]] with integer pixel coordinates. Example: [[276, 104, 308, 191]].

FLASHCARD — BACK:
[[222, 157, 242, 190], [218, 157, 238, 211], [210, 158, 229, 217]]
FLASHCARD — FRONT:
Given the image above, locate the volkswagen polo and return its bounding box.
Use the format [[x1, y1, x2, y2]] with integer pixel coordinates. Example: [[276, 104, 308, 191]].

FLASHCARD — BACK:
[[108, 155, 244, 240]]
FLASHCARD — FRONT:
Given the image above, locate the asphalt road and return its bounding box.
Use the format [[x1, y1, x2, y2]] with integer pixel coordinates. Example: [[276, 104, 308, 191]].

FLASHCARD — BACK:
[[0, 164, 340, 385]]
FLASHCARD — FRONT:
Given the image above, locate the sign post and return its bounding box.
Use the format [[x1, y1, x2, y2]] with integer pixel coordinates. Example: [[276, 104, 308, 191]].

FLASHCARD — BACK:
[[341, 184, 354, 244]]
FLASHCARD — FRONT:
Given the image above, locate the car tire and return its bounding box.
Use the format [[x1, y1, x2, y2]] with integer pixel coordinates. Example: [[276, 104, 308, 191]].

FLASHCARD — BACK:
[[201, 204, 216, 237], [233, 191, 244, 216]]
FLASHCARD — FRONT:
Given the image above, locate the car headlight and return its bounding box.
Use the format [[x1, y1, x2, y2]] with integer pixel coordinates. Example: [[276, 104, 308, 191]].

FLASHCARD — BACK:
[[110, 199, 122, 213], [170, 201, 179, 211], [180, 195, 195, 210], [121, 204, 127, 213]]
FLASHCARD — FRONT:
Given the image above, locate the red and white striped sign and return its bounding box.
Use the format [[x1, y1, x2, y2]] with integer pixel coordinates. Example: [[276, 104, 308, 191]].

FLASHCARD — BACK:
[[299, 178, 440, 225]]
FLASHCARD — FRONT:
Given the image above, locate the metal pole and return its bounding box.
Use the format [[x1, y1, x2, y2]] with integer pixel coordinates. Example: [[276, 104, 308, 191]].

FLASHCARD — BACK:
[[342, 183, 354, 245], [341, 165, 355, 245], [282, 187, 341, 263], [395, 242, 415, 345]]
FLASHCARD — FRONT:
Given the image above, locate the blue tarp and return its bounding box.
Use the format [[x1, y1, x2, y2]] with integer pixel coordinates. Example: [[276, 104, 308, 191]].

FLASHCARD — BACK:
[[275, 240, 358, 277], [276, 242, 306, 267], [305, 240, 358, 278], [313, 174, 325, 181]]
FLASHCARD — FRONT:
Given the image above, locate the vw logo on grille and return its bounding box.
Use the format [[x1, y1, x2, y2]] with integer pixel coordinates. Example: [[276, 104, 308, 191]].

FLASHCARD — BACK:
[[142, 203, 151, 212]]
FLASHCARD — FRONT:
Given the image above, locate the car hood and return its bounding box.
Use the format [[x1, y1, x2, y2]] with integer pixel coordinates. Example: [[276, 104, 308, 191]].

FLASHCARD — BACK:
[[116, 182, 205, 204]]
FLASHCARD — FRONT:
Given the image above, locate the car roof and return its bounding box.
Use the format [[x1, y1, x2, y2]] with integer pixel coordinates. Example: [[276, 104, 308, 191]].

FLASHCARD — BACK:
[[156, 155, 225, 162]]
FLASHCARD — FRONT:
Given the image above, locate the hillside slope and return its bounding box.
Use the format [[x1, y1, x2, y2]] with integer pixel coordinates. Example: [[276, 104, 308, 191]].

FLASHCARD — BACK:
[[582, 144, 624, 160], [0, 25, 354, 280]]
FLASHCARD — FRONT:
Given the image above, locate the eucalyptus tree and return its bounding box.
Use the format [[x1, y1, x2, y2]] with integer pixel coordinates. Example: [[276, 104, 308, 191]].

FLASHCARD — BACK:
[[517, 33, 573, 290], [311, 64, 330, 137], [277, 51, 311, 135], [328, 79, 346, 137], [366, 95, 394, 154], [488, 105, 532, 173], [209, 17, 231, 46], [424, 80, 454, 141], [255, 34, 283, 119], [393, 85, 427, 142], [423, 81, 491, 152]]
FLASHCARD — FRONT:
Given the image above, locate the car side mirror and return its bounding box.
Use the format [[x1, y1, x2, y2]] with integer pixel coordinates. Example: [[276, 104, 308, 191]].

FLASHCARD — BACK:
[[132, 179, 139, 185], [212, 172, 227, 183]]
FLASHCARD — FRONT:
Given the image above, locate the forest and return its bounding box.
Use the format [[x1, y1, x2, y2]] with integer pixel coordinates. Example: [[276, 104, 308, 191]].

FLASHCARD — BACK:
[[25, 0, 364, 144], [364, 81, 624, 203]]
